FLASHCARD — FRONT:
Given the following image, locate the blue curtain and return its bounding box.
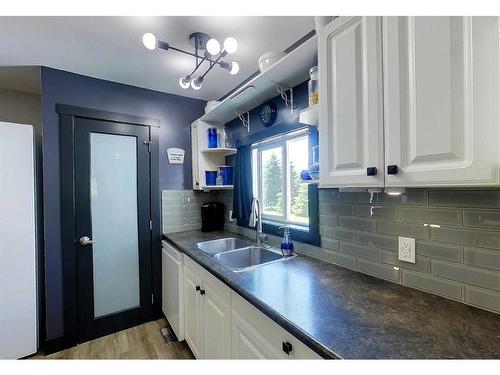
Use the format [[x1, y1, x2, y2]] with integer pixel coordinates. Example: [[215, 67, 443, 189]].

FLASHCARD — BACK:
[[232, 144, 253, 225]]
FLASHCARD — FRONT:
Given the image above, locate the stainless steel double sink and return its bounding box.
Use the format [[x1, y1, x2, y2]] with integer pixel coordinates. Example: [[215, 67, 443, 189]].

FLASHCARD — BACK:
[[196, 237, 295, 272]]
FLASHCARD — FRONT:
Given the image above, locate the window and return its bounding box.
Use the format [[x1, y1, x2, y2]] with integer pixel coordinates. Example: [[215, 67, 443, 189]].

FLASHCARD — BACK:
[[252, 130, 310, 229]]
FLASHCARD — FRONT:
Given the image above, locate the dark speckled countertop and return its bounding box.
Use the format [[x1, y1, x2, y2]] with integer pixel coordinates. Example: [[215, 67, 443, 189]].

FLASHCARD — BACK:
[[164, 230, 500, 359]]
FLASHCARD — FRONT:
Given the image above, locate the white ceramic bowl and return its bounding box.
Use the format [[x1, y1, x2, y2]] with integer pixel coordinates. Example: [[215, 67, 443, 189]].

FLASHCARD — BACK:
[[258, 51, 286, 73], [204, 100, 220, 114]]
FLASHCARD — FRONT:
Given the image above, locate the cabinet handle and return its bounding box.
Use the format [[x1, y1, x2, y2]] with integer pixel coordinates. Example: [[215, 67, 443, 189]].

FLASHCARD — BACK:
[[366, 167, 377, 176], [282, 341, 293, 355], [387, 165, 399, 175], [195, 285, 200, 291], [200, 289, 206, 296]]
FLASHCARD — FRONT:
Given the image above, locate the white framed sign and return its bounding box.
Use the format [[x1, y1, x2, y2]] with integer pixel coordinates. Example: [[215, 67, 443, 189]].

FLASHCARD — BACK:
[[167, 148, 185, 164]]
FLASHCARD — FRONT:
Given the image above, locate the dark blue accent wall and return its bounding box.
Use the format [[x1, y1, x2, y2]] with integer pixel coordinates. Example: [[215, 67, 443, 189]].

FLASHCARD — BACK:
[[225, 81, 309, 144], [41, 67, 206, 339]]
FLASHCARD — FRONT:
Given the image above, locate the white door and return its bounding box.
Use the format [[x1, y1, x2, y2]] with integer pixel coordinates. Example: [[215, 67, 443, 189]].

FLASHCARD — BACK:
[[383, 16, 500, 187], [231, 310, 283, 359], [201, 281, 231, 359], [319, 16, 384, 188], [183, 265, 203, 358]]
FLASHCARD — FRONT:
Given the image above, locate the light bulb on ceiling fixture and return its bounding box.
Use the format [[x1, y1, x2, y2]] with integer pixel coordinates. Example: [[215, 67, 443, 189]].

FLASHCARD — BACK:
[[178, 75, 191, 89], [223, 37, 238, 54], [142, 33, 157, 50], [191, 77, 204, 90], [206, 38, 221, 56], [229, 62, 239, 75]]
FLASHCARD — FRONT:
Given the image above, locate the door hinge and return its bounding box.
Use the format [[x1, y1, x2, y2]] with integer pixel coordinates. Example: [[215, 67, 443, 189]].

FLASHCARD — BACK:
[[143, 140, 152, 152], [149, 220, 153, 230]]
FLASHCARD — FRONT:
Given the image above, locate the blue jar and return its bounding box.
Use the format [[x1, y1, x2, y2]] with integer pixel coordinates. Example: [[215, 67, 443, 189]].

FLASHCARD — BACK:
[[208, 127, 218, 148], [205, 171, 217, 186]]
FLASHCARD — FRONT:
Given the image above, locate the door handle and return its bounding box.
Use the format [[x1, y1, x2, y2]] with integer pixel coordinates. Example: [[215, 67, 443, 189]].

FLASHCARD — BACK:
[[79, 236, 96, 246]]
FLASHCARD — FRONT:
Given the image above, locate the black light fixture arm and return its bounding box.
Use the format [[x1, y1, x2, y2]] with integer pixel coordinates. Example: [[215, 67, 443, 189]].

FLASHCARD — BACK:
[[157, 39, 230, 70]]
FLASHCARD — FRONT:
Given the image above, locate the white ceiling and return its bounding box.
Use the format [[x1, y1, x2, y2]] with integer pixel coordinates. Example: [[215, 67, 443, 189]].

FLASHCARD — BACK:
[[0, 16, 314, 101]]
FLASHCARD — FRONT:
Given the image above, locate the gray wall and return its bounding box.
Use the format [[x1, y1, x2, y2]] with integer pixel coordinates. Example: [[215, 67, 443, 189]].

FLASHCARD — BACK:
[[217, 189, 500, 315], [0, 88, 42, 130]]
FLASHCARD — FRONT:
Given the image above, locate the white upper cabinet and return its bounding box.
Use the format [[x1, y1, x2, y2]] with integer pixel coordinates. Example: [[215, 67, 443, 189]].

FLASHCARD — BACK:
[[383, 17, 499, 187], [319, 16, 385, 188]]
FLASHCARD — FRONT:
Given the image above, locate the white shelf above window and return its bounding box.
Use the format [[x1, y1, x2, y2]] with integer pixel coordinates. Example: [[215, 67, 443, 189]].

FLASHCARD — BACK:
[[200, 35, 318, 125], [201, 147, 237, 156], [298, 104, 319, 126], [201, 185, 234, 191]]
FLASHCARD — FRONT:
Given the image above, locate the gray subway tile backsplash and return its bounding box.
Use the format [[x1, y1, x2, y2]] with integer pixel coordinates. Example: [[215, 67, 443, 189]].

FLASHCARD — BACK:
[[464, 247, 500, 271], [429, 190, 500, 208], [402, 270, 462, 300], [463, 209, 500, 230], [431, 260, 500, 291], [400, 207, 461, 226], [430, 226, 500, 249], [464, 286, 500, 313], [358, 259, 401, 283], [163, 188, 500, 315], [340, 242, 377, 261]]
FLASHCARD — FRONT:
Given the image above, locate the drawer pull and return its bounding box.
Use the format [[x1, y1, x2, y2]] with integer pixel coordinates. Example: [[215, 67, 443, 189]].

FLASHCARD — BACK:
[[282, 341, 293, 355], [387, 165, 399, 175], [366, 167, 377, 176]]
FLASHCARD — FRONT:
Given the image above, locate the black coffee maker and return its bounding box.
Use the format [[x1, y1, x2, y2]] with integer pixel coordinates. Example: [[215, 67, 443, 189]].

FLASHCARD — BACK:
[[201, 202, 225, 232]]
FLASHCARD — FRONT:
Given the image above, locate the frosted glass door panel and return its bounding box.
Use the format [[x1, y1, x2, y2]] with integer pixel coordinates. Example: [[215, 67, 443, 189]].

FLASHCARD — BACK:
[[90, 133, 140, 318]]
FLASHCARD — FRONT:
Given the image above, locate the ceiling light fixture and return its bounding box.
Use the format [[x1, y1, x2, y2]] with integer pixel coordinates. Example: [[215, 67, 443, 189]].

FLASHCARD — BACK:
[[229, 62, 240, 75], [141, 31, 239, 91], [178, 75, 191, 89]]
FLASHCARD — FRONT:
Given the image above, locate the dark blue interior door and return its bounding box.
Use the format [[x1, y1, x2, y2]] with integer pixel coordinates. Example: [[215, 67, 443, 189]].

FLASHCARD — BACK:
[[74, 117, 152, 343]]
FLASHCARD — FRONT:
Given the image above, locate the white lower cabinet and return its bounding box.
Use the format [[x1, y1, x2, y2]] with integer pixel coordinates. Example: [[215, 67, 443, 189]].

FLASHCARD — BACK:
[[183, 256, 231, 359], [230, 292, 321, 359], [183, 263, 203, 358], [180, 255, 322, 359]]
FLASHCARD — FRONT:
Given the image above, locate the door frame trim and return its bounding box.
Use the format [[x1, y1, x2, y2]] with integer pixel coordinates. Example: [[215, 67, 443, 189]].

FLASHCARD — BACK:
[[56, 104, 160, 352]]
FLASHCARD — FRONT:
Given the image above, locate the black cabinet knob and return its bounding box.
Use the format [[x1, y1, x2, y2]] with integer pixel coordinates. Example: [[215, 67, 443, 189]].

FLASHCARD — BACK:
[[195, 285, 200, 291], [282, 341, 293, 355], [387, 165, 399, 175], [366, 167, 377, 176], [200, 289, 206, 296]]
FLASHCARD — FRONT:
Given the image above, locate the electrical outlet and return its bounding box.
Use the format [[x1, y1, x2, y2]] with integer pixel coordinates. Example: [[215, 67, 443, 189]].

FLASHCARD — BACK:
[[398, 236, 415, 263]]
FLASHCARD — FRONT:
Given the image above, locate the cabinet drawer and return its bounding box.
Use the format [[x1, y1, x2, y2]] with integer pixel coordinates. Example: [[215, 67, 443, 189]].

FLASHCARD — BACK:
[[231, 292, 322, 359]]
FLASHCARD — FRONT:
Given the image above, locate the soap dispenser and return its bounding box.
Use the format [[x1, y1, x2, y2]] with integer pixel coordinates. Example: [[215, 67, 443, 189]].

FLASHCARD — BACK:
[[279, 225, 294, 257]]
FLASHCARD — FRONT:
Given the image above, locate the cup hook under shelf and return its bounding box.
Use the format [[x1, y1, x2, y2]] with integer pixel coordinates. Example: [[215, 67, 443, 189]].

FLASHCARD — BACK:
[[235, 109, 250, 132], [274, 82, 296, 116]]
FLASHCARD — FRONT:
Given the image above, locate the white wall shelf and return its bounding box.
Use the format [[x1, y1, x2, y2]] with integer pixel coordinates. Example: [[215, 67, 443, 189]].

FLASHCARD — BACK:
[[201, 148, 237, 156], [298, 105, 319, 126], [201, 185, 234, 192], [200, 35, 318, 125]]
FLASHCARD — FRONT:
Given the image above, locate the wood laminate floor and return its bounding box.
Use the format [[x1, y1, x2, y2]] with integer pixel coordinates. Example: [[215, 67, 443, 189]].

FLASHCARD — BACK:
[[33, 318, 194, 359]]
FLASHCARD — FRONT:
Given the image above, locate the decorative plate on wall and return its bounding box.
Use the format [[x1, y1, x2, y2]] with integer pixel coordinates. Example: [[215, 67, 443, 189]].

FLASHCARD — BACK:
[[259, 102, 278, 127]]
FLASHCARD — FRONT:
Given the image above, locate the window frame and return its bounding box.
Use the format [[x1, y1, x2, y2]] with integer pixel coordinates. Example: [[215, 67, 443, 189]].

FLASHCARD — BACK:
[[250, 129, 320, 246]]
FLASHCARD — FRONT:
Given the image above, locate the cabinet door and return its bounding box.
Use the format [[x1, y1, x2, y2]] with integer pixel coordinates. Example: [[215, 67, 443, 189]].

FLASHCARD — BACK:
[[231, 310, 283, 359], [319, 16, 384, 188], [383, 17, 499, 187], [201, 280, 231, 359], [183, 265, 203, 358]]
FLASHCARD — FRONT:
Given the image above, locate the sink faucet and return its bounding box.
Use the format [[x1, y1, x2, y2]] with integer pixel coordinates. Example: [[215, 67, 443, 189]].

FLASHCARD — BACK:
[[249, 198, 267, 246]]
